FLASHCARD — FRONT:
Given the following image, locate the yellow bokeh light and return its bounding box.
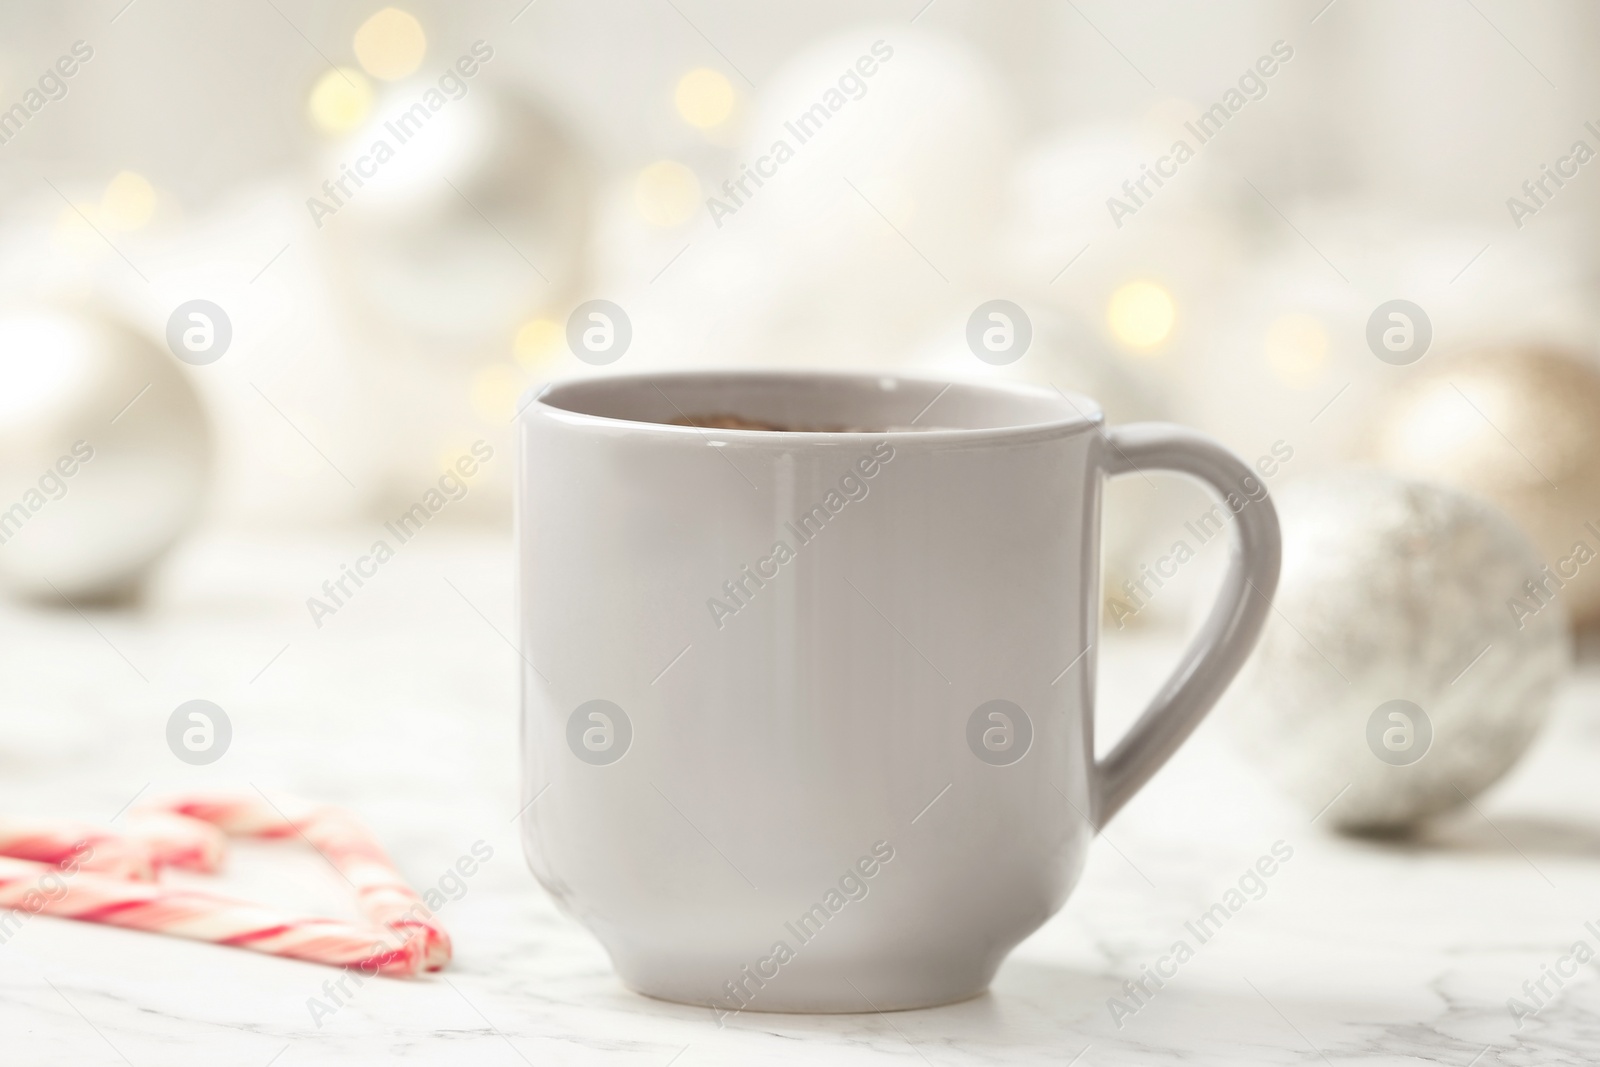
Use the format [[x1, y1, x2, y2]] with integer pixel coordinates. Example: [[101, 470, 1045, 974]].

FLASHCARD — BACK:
[[675, 68, 735, 129], [635, 161, 701, 227], [1106, 280, 1176, 351], [514, 318, 561, 368], [1263, 313, 1329, 388], [353, 8, 427, 81], [100, 171, 156, 231], [308, 67, 373, 133], [470, 363, 526, 422]]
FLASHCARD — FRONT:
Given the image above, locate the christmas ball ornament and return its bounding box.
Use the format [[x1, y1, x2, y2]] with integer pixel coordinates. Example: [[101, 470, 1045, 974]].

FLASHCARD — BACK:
[[0, 311, 212, 601], [617, 28, 1016, 372], [1369, 345, 1600, 625], [323, 84, 592, 348], [741, 28, 1013, 259], [1222, 470, 1568, 832]]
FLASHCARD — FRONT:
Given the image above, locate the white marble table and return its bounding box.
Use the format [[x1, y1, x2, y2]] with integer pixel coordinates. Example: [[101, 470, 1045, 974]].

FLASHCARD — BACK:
[[1, 530, 1597, 1065]]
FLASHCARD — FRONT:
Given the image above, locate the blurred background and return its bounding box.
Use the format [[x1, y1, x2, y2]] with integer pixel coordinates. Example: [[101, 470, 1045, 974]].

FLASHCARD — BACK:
[[5, 0, 1600, 619], [3, 1, 1600, 807]]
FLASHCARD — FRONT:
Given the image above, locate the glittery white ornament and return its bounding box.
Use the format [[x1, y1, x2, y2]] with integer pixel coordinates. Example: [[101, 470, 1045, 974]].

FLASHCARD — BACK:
[[1223, 470, 1568, 831], [0, 311, 211, 600]]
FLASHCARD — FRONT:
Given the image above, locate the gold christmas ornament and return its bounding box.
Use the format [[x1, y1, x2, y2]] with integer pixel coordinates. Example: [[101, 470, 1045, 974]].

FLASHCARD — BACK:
[[1369, 345, 1600, 626]]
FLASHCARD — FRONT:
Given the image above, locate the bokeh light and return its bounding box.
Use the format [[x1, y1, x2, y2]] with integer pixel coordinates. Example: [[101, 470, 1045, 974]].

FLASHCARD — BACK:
[[635, 161, 701, 227], [1263, 313, 1329, 388], [100, 171, 156, 231], [675, 68, 736, 129], [470, 363, 526, 421], [308, 67, 373, 133], [353, 8, 427, 81], [1106, 280, 1176, 351], [514, 318, 561, 368]]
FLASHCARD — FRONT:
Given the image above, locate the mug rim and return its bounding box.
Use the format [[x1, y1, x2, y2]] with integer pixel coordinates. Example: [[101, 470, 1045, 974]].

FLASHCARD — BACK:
[[522, 369, 1104, 443]]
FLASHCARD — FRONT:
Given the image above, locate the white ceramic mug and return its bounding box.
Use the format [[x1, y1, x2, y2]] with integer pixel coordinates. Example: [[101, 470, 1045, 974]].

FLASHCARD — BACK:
[[517, 371, 1280, 1015]]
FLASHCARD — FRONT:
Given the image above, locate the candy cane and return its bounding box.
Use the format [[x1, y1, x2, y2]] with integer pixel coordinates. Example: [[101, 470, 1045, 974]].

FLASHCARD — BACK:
[[0, 856, 424, 976], [0, 816, 155, 882], [137, 795, 451, 970], [122, 810, 227, 873]]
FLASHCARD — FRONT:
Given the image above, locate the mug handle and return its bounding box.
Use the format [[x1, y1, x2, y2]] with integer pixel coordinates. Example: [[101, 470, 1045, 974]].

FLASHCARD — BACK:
[[1091, 423, 1283, 828]]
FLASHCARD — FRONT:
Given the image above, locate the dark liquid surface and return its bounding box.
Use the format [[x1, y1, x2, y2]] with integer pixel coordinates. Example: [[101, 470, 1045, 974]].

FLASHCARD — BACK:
[[669, 415, 942, 432]]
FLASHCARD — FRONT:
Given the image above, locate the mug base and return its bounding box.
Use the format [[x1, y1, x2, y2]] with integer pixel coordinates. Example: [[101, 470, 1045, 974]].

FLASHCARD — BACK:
[[614, 953, 999, 1015]]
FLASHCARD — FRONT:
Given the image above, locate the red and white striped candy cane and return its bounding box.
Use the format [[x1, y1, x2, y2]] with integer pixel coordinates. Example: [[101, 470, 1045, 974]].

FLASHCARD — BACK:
[[122, 810, 228, 873], [138, 794, 452, 970], [0, 855, 424, 975], [0, 816, 155, 881]]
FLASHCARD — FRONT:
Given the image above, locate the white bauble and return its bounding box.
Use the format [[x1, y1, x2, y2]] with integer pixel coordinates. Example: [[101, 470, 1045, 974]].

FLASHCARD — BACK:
[[325, 85, 592, 349], [1223, 470, 1568, 831], [0, 311, 212, 600], [741, 29, 1013, 260], [608, 28, 1015, 372]]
